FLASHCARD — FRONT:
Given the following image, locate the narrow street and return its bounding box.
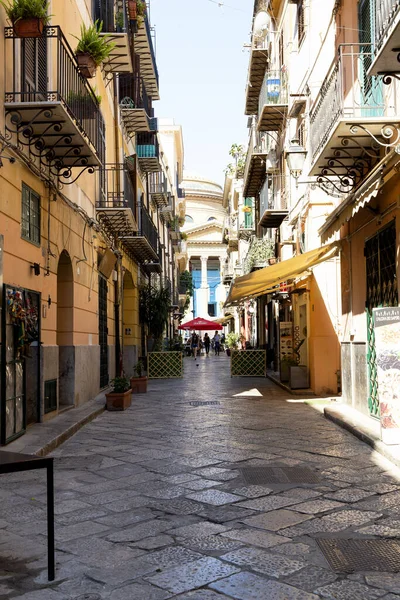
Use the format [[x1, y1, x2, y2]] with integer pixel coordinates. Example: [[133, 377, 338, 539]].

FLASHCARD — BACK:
[[2, 357, 400, 599]]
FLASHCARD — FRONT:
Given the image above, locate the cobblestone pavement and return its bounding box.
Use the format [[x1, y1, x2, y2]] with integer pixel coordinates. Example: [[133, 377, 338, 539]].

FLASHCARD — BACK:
[[2, 356, 400, 599]]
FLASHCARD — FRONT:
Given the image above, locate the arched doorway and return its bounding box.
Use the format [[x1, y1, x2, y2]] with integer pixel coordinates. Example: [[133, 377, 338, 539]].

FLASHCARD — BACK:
[[57, 251, 75, 408]]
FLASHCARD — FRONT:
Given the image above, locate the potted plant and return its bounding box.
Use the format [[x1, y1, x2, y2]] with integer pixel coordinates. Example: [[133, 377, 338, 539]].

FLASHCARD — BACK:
[[105, 377, 131, 411], [226, 332, 240, 357], [130, 361, 148, 393], [73, 20, 115, 78], [128, 0, 137, 20], [136, 0, 146, 27], [1, 0, 51, 37]]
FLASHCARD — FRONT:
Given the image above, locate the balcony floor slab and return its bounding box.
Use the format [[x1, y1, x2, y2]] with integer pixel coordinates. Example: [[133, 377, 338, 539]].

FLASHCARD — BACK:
[[96, 207, 138, 238], [120, 107, 151, 136], [121, 236, 159, 263], [257, 104, 288, 132]]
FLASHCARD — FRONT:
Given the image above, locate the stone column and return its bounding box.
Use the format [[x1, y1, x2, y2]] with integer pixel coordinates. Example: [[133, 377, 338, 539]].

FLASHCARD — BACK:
[[200, 256, 208, 288]]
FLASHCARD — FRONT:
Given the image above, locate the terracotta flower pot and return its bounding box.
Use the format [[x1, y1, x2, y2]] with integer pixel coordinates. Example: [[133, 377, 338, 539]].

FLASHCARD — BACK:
[[13, 18, 44, 38], [130, 376, 148, 393], [128, 0, 137, 19], [105, 389, 132, 411], [76, 52, 97, 78]]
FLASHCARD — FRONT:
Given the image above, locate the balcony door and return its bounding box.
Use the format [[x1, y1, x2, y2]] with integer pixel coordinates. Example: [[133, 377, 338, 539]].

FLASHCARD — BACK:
[[21, 37, 47, 101], [359, 0, 383, 116]]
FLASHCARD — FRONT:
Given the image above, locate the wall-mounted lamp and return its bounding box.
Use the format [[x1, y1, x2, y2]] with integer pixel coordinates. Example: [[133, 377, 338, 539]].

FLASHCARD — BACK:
[[31, 262, 40, 276], [285, 138, 307, 188]]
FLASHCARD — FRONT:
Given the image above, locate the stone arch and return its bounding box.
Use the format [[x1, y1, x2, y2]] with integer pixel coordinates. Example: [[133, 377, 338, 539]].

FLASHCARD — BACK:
[[57, 250, 75, 407]]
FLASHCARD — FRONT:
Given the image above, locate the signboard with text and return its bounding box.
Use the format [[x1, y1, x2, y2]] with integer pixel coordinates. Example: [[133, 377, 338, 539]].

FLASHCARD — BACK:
[[373, 307, 400, 445]]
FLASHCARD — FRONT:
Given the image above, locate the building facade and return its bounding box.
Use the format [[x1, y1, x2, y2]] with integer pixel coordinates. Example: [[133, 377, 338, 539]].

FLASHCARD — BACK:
[[0, 0, 184, 444], [180, 174, 227, 323], [226, 0, 399, 412]]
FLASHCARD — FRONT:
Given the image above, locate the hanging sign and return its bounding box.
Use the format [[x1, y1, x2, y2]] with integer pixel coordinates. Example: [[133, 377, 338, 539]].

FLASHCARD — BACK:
[[373, 307, 400, 445]]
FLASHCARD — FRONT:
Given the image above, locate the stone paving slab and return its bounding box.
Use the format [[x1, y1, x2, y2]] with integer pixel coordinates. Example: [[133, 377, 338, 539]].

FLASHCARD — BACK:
[[4, 356, 400, 599]]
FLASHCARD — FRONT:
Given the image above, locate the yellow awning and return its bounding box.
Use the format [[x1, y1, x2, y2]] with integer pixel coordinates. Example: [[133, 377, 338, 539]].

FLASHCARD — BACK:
[[214, 314, 234, 324], [225, 242, 340, 306]]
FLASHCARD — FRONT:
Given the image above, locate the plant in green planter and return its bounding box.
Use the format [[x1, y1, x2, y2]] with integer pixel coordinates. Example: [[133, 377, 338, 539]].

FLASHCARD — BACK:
[[130, 361, 148, 393], [1, 0, 52, 37], [105, 376, 132, 411], [73, 20, 115, 78]]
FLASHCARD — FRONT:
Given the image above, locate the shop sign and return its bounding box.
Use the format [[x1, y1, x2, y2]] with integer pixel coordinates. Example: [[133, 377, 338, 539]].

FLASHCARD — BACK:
[[373, 307, 400, 444]]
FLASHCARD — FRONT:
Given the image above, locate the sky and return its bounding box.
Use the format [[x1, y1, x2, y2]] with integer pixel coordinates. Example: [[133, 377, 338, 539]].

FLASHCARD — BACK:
[[150, 0, 251, 187]]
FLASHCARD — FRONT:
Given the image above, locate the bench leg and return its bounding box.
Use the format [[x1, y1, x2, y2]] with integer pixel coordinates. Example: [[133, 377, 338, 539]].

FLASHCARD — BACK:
[[47, 464, 55, 581]]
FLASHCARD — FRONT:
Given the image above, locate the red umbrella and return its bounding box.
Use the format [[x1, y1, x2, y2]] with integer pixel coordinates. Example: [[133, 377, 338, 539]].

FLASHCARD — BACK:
[[178, 317, 223, 331]]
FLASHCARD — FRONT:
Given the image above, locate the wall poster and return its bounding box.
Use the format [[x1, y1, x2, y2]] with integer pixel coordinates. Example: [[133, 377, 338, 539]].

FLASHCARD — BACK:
[[373, 307, 400, 445]]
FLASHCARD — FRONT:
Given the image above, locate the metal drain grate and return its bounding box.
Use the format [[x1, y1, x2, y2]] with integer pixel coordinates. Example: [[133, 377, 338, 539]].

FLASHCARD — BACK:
[[317, 539, 400, 573], [240, 466, 320, 485], [189, 401, 221, 406]]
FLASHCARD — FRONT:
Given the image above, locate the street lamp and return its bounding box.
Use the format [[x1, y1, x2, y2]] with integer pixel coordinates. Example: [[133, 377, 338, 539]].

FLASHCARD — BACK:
[[285, 138, 307, 187]]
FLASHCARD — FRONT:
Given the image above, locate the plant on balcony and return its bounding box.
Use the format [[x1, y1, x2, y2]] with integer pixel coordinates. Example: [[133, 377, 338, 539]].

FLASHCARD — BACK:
[[180, 232, 188, 241], [105, 377, 132, 411], [1, 0, 52, 37], [66, 87, 102, 118], [224, 143, 246, 178], [139, 284, 171, 351], [73, 20, 115, 78], [136, 0, 146, 27], [244, 237, 275, 273], [115, 10, 124, 31]]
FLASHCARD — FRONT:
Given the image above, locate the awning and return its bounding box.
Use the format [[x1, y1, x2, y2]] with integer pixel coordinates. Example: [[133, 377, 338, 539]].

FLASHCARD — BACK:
[[214, 314, 234, 325], [225, 241, 340, 306]]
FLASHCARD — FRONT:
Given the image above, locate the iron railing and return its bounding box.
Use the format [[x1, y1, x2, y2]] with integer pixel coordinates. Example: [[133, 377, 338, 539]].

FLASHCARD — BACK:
[[259, 175, 288, 214], [97, 163, 135, 210], [375, 0, 400, 51], [178, 188, 186, 199], [149, 172, 167, 195], [119, 73, 152, 115], [137, 202, 158, 253], [142, 14, 159, 89], [136, 131, 159, 158], [244, 122, 271, 183], [94, 0, 131, 34], [310, 44, 386, 161], [258, 69, 288, 115], [4, 26, 104, 161]]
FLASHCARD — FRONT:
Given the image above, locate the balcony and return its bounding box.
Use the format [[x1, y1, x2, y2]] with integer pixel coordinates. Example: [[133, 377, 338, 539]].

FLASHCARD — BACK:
[[136, 132, 160, 172], [96, 163, 138, 237], [238, 201, 255, 240], [309, 44, 399, 193], [149, 172, 168, 208], [4, 27, 104, 183], [245, 36, 271, 116], [134, 13, 160, 99], [369, 0, 400, 77], [257, 70, 288, 131], [119, 74, 157, 136], [259, 176, 288, 228], [243, 125, 270, 197], [121, 203, 159, 263], [222, 264, 234, 285], [94, 0, 133, 73]]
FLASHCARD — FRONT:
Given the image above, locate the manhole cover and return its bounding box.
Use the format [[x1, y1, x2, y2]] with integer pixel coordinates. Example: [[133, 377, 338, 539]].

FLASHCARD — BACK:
[[240, 466, 320, 485], [190, 401, 220, 406], [317, 539, 400, 573]]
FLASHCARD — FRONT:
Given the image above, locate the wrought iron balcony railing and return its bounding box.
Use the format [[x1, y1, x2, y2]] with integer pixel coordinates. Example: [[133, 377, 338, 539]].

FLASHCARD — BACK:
[[119, 74, 156, 136], [243, 122, 272, 196], [134, 12, 159, 99], [149, 172, 168, 208], [238, 201, 255, 237], [309, 44, 399, 193], [96, 163, 138, 238], [93, 0, 133, 73], [121, 202, 159, 263], [136, 132, 160, 172], [257, 70, 288, 131], [4, 26, 104, 184], [222, 263, 234, 284], [245, 32, 272, 115], [259, 175, 288, 228]]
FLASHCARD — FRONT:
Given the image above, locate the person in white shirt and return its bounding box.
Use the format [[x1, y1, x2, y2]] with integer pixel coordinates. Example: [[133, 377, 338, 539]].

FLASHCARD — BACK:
[[214, 331, 221, 356]]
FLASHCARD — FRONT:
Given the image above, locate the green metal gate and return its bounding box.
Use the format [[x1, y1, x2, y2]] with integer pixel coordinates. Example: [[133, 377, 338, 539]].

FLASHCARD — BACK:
[[365, 221, 398, 416]]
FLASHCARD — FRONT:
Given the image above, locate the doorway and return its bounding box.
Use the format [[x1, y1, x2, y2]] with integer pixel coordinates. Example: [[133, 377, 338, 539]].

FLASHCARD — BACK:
[[57, 251, 75, 408]]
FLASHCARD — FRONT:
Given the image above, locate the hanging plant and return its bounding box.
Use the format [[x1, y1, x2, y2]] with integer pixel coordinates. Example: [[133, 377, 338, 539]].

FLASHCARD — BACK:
[[73, 20, 116, 78], [1, 0, 52, 37]]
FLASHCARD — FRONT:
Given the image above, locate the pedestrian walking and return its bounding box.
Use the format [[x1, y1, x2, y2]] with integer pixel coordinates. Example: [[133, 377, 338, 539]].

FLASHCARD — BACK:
[[191, 331, 199, 361], [214, 330, 221, 356], [204, 333, 210, 356]]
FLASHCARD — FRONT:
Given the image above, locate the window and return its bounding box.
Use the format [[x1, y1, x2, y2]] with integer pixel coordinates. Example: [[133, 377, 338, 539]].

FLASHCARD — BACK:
[[185, 215, 194, 223], [297, 0, 305, 45], [21, 183, 40, 245], [208, 217, 216, 221]]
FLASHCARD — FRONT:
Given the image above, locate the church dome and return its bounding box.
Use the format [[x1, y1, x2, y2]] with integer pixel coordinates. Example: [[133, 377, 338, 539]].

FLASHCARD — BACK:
[[182, 173, 223, 197]]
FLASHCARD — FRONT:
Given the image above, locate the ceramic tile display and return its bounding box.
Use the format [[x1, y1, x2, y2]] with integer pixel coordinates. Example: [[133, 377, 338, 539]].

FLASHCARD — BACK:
[[373, 307, 400, 444]]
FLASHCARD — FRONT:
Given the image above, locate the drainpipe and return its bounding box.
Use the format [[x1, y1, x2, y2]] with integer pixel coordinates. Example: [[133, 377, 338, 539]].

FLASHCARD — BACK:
[[113, 73, 122, 376]]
